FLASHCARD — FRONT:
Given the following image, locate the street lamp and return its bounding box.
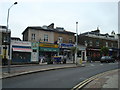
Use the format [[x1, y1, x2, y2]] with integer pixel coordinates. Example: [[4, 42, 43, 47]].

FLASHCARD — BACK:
[[75, 22, 78, 65], [5, 2, 17, 73]]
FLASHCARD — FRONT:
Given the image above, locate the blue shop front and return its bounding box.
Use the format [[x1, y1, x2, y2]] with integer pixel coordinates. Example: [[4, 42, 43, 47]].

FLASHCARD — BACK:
[[59, 43, 75, 59]]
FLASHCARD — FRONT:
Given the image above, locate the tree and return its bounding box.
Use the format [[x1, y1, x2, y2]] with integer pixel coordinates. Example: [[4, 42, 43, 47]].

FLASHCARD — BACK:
[[70, 47, 78, 63], [100, 46, 109, 56]]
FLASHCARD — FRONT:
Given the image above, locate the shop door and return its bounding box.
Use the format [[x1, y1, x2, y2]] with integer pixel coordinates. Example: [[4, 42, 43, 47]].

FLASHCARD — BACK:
[[82, 52, 85, 61]]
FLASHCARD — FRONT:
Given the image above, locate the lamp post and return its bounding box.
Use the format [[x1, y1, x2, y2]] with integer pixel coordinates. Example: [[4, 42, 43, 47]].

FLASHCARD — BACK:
[[75, 22, 78, 65], [6, 2, 17, 73]]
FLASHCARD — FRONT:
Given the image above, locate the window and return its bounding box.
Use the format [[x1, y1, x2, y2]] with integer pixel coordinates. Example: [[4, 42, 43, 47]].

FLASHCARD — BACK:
[[33, 49, 37, 52], [31, 34, 35, 40], [106, 42, 108, 47], [111, 43, 113, 47], [69, 39, 72, 43], [84, 41, 87, 46], [44, 34, 48, 42], [96, 40, 99, 46], [58, 37, 63, 43], [89, 41, 92, 46]]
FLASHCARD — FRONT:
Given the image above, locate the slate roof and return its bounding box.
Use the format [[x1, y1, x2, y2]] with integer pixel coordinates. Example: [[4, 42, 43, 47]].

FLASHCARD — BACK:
[[22, 26, 75, 35]]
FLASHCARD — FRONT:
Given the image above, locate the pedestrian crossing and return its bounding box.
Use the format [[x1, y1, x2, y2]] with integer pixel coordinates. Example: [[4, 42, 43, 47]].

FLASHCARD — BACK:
[[87, 62, 118, 67]]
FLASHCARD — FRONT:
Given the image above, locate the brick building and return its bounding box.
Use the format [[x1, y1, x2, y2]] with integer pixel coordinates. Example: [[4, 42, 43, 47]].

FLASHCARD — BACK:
[[78, 28, 118, 61]]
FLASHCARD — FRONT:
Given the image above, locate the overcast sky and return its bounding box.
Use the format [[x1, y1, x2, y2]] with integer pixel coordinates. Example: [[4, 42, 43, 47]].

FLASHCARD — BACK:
[[0, 0, 119, 39]]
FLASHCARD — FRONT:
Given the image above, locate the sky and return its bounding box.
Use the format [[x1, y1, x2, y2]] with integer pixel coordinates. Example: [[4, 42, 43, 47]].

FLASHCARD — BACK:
[[0, 0, 119, 39]]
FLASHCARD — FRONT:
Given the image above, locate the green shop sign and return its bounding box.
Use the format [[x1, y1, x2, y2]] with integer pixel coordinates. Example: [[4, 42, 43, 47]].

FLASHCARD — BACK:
[[32, 42, 39, 49], [39, 47, 59, 52]]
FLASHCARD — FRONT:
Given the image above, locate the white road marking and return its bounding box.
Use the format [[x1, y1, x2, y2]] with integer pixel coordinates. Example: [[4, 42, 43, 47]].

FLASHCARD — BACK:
[[90, 64, 95, 66]]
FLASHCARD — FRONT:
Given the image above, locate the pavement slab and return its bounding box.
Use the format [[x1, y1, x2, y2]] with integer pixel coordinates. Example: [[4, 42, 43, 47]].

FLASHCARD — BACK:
[[83, 69, 119, 89]]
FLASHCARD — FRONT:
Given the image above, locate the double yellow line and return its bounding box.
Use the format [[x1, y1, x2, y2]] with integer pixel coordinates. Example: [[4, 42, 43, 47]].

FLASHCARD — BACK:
[[71, 69, 118, 90]]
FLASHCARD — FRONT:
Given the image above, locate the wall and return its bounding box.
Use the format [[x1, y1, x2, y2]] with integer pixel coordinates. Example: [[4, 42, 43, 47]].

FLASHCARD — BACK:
[[28, 29, 54, 43], [78, 35, 118, 48], [23, 30, 28, 41], [54, 32, 75, 44]]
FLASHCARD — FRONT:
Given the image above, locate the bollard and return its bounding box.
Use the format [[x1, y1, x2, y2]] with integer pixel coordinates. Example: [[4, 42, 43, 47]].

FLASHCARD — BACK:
[[80, 58, 82, 64]]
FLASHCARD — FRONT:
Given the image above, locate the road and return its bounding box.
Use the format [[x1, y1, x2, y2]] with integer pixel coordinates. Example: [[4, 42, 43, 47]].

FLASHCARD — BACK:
[[2, 62, 118, 88]]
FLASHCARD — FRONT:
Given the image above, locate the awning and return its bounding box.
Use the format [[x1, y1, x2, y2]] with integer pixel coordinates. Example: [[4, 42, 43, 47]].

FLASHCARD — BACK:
[[13, 48, 32, 52]]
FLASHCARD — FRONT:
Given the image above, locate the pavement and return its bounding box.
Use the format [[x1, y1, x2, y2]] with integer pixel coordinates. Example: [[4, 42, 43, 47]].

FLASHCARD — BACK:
[[83, 69, 119, 89]]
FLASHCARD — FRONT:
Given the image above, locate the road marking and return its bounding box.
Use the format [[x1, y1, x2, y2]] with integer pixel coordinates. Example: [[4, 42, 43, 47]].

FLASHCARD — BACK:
[[108, 63, 116, 64], [71, 69, 119, 90], [100, 64, 103, 65], [90, 64, 95, 66]]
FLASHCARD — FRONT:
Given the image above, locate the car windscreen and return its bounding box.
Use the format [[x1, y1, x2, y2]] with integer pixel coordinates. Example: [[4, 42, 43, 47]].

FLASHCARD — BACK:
[[101, 57, 105, 59]]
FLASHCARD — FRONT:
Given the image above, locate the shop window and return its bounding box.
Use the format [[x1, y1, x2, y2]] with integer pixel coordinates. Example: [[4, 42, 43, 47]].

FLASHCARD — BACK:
[[31, 34, 35, 40], [33, 49, 37, 52], [44, 34, 48, 42]]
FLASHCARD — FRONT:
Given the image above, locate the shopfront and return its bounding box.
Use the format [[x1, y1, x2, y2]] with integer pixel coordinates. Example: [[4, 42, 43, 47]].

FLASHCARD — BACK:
[[86, 47, 101, 61], [109, 48, 118, 58], [11, 41, 32, 63], [59, 43, 75, 60], [39, 43, 59, 62], [77, 45, 87, 61]]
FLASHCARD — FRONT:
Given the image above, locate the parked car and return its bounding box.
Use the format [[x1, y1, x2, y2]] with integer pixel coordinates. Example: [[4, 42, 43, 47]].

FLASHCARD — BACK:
[[100, 56, 115, 63]]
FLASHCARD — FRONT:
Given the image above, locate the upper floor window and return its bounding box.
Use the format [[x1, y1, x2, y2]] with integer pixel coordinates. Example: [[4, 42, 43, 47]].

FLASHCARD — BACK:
[[96, 40, 99, 46], [84, 41, 88, 46], [106, 42, 108, 47], [31, 34, 35, 40], [111, 43, 113, 47], [69, 39, 72, 43], [58, 37, 63, 43], [89, 40, 92, 46], [44, 34, 48, 42]]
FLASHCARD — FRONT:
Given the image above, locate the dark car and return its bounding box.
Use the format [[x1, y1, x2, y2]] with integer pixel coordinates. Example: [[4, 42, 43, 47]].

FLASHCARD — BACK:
[[100, 56, 115, 63]]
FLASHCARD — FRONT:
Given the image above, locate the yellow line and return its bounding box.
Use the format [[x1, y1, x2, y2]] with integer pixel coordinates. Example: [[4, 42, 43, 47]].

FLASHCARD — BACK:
[[71, 69, 119, 90]]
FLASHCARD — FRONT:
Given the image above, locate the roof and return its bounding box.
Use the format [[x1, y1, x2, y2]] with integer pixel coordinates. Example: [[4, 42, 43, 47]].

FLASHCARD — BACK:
[[22, 26, 75, 35], [0, 25, 7, 29], [80, 30, 114, 37], [11, 37, 21, 41]]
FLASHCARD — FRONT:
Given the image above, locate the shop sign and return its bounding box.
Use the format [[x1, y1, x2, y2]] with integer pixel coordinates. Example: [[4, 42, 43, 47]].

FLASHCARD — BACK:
[[40, 43, 58, 48], [32, 43, 39, 49], [40, 47, 59, 52], [13, 48, 32, 52], [87, 48, 100, 51], [11, 41, 31, 46], [60, 43, 74, 48]]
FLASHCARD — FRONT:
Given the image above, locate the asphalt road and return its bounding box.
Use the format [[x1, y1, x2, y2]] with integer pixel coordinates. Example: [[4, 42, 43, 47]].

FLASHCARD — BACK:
[[2, 62, 119, 88], [2, 63, 75, 73]]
